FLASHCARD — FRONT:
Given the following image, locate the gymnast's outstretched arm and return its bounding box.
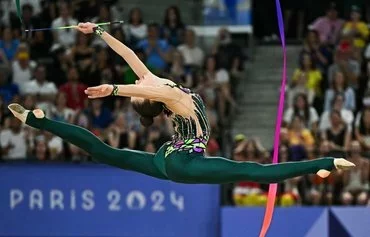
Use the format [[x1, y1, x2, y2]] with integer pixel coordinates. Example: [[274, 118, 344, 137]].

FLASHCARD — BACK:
[[76, 22, 150, 79], [84, 84, 183, 103]]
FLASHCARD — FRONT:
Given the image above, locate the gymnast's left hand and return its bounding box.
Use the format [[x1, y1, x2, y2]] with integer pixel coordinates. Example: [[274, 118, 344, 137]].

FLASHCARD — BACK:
[[76, 22, 97, 34], [85, 84, 114, 99]]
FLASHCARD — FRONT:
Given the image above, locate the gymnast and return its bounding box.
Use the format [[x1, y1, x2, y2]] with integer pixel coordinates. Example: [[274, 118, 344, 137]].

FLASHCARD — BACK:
[[8, 22, 355, 184]]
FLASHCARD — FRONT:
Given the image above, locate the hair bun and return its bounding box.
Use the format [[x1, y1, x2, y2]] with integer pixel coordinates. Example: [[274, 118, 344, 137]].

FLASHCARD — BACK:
[[140, 116, 154, 127]]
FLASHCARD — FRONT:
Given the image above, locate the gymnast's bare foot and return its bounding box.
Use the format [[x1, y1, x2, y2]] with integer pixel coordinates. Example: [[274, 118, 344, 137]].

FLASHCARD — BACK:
[[8, 103, 44, 123], [316, 158, 355, 178]]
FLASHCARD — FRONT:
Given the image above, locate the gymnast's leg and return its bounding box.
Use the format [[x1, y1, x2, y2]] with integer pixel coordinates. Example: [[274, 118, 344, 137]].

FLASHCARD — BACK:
[[9, 104, 167, 180], [166, 154, 353, 184]]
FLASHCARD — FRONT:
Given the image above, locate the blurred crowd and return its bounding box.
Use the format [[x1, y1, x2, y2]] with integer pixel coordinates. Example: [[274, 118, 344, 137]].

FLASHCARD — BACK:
[[0, 1, 244, 162], [231, 3, 370, 207]]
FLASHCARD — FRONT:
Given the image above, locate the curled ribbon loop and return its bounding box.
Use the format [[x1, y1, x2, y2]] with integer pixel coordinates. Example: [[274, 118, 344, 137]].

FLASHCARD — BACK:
[[258, 0, 287, 236]]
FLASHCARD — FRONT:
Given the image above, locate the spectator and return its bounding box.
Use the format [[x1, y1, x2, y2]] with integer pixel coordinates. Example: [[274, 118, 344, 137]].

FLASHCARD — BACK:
[[280, 127, 290, 148], [282, 0, 306, 39], [30, 31, 51, 60], [166, 50, 193, 88], [212, 28, 243, 70], [359, 61, 370, 109], [124, 8, 147, 46], [68, 32, 95, 82], [92, 4, 112, 28], [342, 5, 369, 49], [51, 2, 78, 48], [86, 99, 113, 130], [59, 66, 88, 110], [50, 92, 75, 123], [206, 135, 220, 156], [284, 93, 319, 132], [149, 116, 173, 150], [31, 135, 50, 161], [162, 6, 185, 47], [144, 142, 156, 153], [0, 26, 19, 62], [278, 144, 302, 206], [23, 94, 36, 110], [43, 131, 63, 160], [287, 115, 315, 154], [72, 0, 100, 22], [38, 1, 58, 30], [288, 72, 315, 106], [112, 98, 141, 133], [137, 23, 170, 72], [0, 65, 19, 104], [0, 117, 27, 160], [328, 42, 361, 88], [306, 141, 335, 205], [324, 71, 356, 111], [0, 48, 8, 67], [49, 46, 68, 87], [106, 112, 138, 149], [309, 3, 344, 47], [22, 64, 57, 101], [16, 4, 38, 34], [299, 30, 331, 72], [355, 108, 370, 152], [11, 43, 36, 92], [232, 139, 267, 206], [205, 95, 219, 134], [90, 47, 116, 86], [205, 56, 236, 123], [10, 0, 42, 15], [0, 96, 10, 131], [355, 90, 370, 128], [321, 110, 351, 153], [177, 29, 205, 68], [230, 57, 244, 96], [341, 141, 369, 205], [292, 53, 323, 96], [320, 94, 354, 131]]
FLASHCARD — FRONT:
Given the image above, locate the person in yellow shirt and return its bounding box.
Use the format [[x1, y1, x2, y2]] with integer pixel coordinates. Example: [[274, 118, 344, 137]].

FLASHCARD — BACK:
[[342, 5, 369, 49], [292, 53, 323, 96], [288, 115, 315, 148]]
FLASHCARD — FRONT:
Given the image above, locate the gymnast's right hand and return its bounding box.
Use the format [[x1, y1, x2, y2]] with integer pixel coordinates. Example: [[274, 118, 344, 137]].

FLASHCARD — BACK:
[[85, 84, 114, 99], [76, 22, 97, 34]]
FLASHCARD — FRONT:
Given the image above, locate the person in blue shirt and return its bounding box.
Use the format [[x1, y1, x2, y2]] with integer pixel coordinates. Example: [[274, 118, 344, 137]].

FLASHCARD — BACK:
[[0, 27, 20, 62], [86, 99, 113, 129], [137, 23, 170, 72], [0, 66, 19, 104]]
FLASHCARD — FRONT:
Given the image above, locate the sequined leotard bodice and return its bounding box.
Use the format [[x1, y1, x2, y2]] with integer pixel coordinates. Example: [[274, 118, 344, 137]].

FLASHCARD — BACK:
[[163, 84, 211, 157]]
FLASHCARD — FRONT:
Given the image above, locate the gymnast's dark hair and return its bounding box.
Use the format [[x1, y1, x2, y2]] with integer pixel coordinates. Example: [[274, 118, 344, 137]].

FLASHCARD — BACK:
[[132, 100, 164, 127]]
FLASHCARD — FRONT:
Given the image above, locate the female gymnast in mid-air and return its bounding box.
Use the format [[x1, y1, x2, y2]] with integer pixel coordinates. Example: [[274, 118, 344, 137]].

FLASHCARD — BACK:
[[8, 22, 354, 184]]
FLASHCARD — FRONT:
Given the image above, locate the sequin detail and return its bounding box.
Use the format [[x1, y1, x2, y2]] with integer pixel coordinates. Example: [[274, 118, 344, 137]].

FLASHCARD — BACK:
[[163, 83, 210, 157], [165, 137, 208, 157]]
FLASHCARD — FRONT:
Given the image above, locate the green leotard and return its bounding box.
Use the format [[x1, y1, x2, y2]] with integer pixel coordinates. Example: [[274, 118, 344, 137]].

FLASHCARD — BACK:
[[25, 84, 334, 184]]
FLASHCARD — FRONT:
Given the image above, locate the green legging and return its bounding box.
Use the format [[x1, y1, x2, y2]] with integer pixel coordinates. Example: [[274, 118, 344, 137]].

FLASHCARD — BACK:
[[25, 113, 335, 184]]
